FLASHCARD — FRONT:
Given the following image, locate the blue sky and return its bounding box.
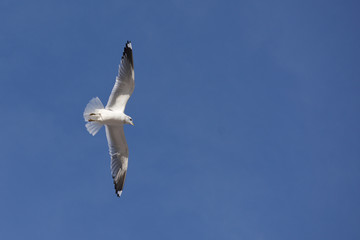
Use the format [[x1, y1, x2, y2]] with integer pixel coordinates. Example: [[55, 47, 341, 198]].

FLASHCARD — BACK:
[[1, 0, 360, 239]]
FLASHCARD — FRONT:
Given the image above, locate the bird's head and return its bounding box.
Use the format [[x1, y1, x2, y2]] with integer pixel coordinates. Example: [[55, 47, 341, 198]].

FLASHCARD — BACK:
[[126, 116, 134, 126]]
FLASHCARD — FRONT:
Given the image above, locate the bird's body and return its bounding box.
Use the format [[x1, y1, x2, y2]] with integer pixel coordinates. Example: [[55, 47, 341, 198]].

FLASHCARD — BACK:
[[88, 109, 130, 126], [83, 41, 135, 197]]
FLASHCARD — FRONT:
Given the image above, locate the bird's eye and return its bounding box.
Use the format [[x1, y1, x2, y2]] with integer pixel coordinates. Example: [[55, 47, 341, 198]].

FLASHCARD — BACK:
[[130, 118, 132, 121]]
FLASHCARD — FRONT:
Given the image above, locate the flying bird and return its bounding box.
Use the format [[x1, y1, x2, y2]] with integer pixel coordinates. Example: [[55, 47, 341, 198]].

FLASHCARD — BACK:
[[83, 41, 135, 197]]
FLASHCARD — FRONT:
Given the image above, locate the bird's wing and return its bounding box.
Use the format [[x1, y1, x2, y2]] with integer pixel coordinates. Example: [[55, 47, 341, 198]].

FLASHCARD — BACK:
[[106, 41, 135, 112], [105, 125, 129, 197]]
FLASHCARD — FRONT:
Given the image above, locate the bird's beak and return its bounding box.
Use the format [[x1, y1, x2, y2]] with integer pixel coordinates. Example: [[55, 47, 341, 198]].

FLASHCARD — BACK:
[[130, 122, 135, 126]]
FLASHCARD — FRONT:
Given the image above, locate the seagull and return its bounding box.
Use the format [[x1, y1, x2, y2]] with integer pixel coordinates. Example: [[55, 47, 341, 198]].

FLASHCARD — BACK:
[[83, 41, 135, 197]]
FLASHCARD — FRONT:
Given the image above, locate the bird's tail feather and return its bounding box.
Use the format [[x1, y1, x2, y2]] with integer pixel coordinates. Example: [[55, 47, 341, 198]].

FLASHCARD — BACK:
[[83, 97, 104, 136]]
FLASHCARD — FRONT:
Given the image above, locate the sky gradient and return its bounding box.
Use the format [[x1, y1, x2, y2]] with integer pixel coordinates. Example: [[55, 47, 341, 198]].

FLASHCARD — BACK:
[[1, 0, 360, 239]]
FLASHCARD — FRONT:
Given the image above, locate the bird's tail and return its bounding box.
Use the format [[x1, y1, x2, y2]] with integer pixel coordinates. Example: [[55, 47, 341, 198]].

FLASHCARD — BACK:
[[83, 97, 104, 136]]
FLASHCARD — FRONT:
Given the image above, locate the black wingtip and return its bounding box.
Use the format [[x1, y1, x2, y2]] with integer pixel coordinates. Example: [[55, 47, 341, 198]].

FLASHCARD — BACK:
[[113, 170, 127, 198], [122, 41, 133, 67], [114, 180, 123, 198], [125, 40, 132, 49]]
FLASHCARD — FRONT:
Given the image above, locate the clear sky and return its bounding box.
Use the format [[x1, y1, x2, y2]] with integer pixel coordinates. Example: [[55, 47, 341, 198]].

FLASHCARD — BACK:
[[1, 0, 359, 239]]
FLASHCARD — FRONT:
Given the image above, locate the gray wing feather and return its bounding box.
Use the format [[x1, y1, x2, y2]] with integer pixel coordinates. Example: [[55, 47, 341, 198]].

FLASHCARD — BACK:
[[105, 125, 129, 197], [106, 42, 135, 112]]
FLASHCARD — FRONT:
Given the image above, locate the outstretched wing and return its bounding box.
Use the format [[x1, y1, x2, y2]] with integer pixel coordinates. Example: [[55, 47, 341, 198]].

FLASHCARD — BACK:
[[105, 125, 129, 197], [106, 41, 135, 112]]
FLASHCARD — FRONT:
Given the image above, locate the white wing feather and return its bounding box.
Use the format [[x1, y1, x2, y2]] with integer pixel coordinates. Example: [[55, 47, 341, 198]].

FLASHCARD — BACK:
[[106, 41, 135, 112], [105, 125, 128, 196]]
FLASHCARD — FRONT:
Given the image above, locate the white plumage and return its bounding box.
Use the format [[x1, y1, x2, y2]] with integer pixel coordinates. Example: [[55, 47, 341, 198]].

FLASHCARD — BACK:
[[83, 41, 135, 197]]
